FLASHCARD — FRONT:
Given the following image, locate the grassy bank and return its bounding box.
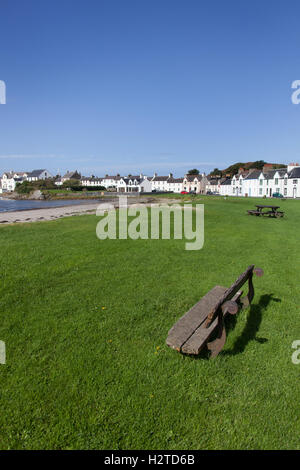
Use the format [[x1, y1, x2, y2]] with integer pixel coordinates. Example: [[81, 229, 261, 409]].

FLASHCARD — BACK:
[[42, 189, 106, 199], [0, 195, 299, 449]]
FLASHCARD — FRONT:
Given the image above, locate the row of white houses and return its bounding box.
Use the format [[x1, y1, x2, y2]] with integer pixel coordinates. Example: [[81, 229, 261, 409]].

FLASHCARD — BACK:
[[218, 164, 300, 199], [1, 164, 300, 198], [80, 172, 209, 194], [80, 165, 300, 198]]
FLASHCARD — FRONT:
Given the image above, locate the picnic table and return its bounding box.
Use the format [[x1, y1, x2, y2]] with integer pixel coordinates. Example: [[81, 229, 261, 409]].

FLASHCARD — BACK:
[[247, 205, 284, 218]]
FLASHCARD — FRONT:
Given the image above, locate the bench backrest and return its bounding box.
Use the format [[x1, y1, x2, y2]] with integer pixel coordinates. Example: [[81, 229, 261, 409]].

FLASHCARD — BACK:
[[205, 265, 255, 326]]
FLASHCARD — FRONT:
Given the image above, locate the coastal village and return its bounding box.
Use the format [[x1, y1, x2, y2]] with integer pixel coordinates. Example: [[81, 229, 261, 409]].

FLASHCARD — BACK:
[[0, 162, 300, 198]]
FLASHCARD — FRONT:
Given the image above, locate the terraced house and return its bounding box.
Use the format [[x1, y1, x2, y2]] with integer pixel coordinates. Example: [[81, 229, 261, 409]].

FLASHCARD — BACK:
[[80, 176, 104, 187], [219, 163, 300, 198], [182, 173, 209, 194], [151, 173, 173, 192]]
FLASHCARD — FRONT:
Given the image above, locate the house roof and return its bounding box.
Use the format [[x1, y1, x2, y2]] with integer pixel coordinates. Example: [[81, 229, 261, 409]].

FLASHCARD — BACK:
[[244, 170, 262, 180], [262, 168, 287, 180], [2, 172, 14, 178], [288, 167, 300, 179], [168, 177, 183, 183], [221, 178, 232, 185], [102, 175, 121, 180], [184, 174, 203, 182], [152, 176, 169, 181], [122, 177, 139, 184], [28, 169, 48, 177], [81, 176, 102, 181], [208, 178, 219, 185], [63, 171, 81, 179]]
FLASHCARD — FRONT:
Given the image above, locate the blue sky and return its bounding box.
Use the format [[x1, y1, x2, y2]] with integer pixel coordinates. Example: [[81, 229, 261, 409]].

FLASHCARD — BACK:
[[1, 0, 300, 177]]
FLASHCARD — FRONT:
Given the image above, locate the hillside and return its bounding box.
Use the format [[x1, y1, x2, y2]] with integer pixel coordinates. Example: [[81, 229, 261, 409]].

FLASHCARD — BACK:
[[209, 160, 286, 177]]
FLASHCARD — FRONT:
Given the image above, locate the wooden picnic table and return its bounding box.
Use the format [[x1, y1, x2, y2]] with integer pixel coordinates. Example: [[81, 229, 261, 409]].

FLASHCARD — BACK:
[[247, 205, 284, 218]]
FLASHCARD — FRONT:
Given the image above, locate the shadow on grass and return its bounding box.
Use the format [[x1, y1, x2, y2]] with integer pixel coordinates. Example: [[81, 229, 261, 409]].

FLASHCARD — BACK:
[[186, 293, 281, 361], [222, 293, 281, 356]]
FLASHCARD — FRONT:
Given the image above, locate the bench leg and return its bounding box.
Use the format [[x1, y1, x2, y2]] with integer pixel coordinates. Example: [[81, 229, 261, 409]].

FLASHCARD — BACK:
[[207, 299, 239, 357], [241, 272, 254, 308], [207, 311, 226, 358]]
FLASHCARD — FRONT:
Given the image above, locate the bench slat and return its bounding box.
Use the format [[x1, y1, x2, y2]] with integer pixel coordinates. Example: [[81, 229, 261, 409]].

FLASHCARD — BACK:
[[181, 291, 242, 355], [166, 286, 227, 351]]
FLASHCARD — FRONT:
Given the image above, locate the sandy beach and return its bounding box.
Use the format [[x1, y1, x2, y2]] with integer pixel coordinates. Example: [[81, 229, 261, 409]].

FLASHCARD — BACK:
[[0, 202, 102, 224], [0, 197, 180, 225]]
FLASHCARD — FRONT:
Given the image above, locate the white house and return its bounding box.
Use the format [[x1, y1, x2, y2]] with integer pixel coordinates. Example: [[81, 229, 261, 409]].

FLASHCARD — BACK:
[[1, 172, 17, 192], [242, 168, 287, 198], [0, 171, 27, 192], [219, 178, 232, 196], [207, 177, 221, 193], [287, 164, 300, 198], [166, 177, 184, 193], [54, 177, 63, 186], [151, 174, 173, 192], [100, 175, 121, 189], [117, 175, 152, 193], [81, 176, 104, 187], [27, 169, 53, 182]]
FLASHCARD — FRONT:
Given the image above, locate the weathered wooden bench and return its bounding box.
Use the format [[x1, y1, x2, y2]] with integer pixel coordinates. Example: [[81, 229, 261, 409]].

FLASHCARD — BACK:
[[166, 265, 263, 358]]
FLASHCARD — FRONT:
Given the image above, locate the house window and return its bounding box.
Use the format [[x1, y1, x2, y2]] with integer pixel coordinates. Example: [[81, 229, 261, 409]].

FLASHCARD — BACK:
[[275, 178, 279, 185], [284, 178, 288, 185], [259, 188, 262, 195], [293, 179, 298, 184], [260, 179, 263, 186], [284, 188, 287, 196]]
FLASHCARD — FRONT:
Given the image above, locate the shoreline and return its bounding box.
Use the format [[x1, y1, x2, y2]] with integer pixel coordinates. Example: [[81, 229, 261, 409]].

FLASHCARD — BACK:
[[0, 200, 103, 212], [0, 197, 177, 225], [0, 202, 102, 224]]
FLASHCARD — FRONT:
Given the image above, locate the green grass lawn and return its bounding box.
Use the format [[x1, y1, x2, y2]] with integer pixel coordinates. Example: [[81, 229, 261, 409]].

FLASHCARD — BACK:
[[0, 195, 300, 449], [42, 189, 104, 199]]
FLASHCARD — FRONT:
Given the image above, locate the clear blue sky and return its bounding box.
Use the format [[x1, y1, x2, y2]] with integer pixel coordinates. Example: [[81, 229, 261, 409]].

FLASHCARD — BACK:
[[1, 0, 300, 177]]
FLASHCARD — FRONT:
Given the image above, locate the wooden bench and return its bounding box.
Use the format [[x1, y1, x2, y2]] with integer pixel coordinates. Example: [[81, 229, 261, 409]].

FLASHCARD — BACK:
[[166, 265, 263, 358], [247, 210, 261, 216]]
